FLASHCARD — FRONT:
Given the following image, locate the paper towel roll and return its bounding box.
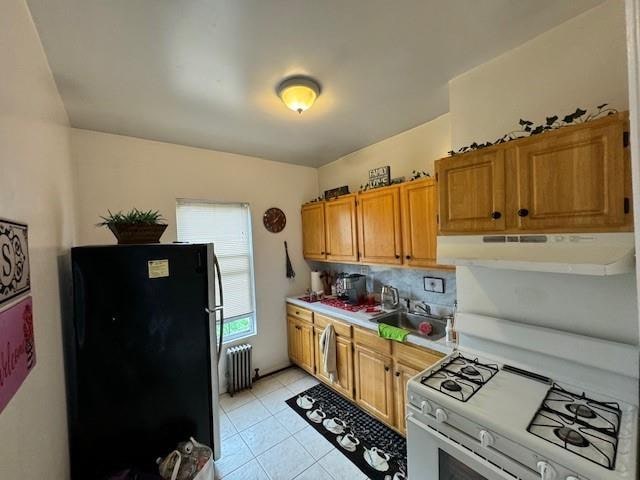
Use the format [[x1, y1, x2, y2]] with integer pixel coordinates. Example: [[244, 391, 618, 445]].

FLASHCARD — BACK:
[[311, 271, 323, 293]]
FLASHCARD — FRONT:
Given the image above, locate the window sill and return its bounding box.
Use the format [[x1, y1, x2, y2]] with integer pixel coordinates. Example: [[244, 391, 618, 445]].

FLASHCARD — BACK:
[[221, 331, 256, 346]]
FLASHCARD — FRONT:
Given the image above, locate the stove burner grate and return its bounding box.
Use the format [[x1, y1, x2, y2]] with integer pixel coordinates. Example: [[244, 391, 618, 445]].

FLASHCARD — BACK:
[[460, 365, 480, 376], [441, 380, 462, 392], [566, 403, 597, 419], [554, 427, 590, 448], [420, 353, 499, 402], [527, 384, 621, 470]]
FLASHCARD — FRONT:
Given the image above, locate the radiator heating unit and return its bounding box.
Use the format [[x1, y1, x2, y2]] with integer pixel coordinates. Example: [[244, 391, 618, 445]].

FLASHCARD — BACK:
[[226, 344, 253, 396]]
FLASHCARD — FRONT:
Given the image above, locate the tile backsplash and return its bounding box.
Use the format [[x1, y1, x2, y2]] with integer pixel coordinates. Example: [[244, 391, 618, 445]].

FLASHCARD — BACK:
[[308, 262, 457, 308]]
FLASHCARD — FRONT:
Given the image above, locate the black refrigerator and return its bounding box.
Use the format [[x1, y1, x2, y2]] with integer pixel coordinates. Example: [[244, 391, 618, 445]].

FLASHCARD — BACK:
[[66, 244, 222, 479]]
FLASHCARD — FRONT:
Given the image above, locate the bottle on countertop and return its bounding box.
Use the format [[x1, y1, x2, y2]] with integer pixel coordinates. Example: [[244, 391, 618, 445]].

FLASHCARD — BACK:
[[445, 300, 458, 345]]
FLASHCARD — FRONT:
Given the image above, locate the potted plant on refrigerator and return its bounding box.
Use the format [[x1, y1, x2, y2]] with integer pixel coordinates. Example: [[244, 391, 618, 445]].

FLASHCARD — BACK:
[[97, 208, 167, 244]]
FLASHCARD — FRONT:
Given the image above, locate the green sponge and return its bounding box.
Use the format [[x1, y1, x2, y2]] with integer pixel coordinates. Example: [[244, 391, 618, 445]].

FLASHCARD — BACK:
[[377, 323, 409, 342]]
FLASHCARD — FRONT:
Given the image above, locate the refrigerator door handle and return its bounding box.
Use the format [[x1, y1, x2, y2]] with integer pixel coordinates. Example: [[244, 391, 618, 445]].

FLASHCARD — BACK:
[[213, 254, 224, 360]]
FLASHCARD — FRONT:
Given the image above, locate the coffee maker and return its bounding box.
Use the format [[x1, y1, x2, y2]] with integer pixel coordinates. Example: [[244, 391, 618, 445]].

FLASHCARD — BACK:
[[342, 274, 367, 304]]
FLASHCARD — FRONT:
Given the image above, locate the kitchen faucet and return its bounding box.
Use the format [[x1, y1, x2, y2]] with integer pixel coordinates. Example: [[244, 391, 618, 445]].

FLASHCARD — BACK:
[[414, 303, 432, 315]]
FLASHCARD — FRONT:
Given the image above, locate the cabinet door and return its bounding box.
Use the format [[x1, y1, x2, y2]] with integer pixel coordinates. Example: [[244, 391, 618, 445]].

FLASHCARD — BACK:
[[357, 186, 402, 264], [287, 316, 300, 365], [437, 149, 506, 233], [325, 195, 358, 262], [298, 320, 315, 374], [301, 203, 326, 260], [510, 121, 627, 231], [400, 179, 438, 267], [393, 362, 421, 435], [314, 329, 354, 399], [354, 345, 394, 424]]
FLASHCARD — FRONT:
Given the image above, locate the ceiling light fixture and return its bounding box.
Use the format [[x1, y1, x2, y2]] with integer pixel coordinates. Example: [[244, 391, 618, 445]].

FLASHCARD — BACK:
[[277, 76, 321, 114]]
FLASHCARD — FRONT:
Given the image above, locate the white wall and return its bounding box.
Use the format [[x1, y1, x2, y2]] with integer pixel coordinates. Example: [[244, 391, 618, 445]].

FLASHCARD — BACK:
[[0, 1, 76, 478], [449, 0, 629, 150], [71, 129, 319, 383], [448, 0, 638, 344], [318, 113, 451, 193]]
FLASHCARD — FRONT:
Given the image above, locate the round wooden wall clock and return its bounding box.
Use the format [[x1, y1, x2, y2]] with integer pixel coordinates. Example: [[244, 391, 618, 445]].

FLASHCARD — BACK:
[[263, 207, 286, 233]]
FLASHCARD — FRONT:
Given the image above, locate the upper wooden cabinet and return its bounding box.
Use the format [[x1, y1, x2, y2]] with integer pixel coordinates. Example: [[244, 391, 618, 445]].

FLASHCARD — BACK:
[[437, 149, 506, 234], [301, 202, 326, 260], [400, 178, 439, 267], [507, 119, 629, 232], [436, 112, 632, 235], [357, 185, 403, 265], [325, 194, 358, 262]]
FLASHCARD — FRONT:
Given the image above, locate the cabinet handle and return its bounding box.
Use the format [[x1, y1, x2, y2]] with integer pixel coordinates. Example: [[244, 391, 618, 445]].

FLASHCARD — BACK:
[[326, 252, 331, 255], [490, 211, 502, 220], [395, 371, 400, 377], [395, 255, 400, 259], [517, 208, 529, 217], [405, 255, 411, 260], [384, 366, 390, 372], [320, 251, 325, 255]]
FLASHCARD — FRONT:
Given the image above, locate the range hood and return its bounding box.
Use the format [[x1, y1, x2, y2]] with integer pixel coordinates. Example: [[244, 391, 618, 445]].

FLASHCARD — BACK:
[[437, 233, 636, 275]]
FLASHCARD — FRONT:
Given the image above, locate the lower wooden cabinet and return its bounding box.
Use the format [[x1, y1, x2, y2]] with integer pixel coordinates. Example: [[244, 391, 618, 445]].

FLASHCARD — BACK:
[[286, 304, 444, 434], [393, 361, 421, 435], [353, 344, 395, 425], [287, 315, 314, 374]]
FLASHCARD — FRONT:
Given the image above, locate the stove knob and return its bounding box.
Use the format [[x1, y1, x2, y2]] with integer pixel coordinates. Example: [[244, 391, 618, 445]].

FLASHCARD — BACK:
[[420, 400, 432, 414], [479, 430, 494, 448], [536, 461, 557, 480], [435, 408, 448, 423]]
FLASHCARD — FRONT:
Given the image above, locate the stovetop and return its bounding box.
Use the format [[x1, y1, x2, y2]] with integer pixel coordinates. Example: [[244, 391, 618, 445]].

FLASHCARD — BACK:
[[409, 349, 637, 479], [420, 353, 499, 402], [528, 385, 622, 470]]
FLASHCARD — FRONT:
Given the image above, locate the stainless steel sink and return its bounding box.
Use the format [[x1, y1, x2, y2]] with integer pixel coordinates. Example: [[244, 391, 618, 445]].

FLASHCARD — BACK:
[[374, 311, 447, 341]]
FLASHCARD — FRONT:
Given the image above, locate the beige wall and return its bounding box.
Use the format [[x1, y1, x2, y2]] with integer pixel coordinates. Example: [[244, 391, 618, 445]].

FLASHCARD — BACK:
[[449, 0, 628, 150], [71, 129, 319, 382], [0, 1, 76, 478], [448, 0, 638, 344], [318, 113, 450, 193]]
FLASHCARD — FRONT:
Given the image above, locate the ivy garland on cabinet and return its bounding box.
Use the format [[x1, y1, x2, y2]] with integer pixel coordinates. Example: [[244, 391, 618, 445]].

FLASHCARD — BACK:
[[447, 104, 618, 156]]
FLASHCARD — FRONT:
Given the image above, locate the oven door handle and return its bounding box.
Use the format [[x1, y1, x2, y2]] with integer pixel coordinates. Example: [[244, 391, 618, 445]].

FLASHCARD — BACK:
[[406, 414, 537, 480]]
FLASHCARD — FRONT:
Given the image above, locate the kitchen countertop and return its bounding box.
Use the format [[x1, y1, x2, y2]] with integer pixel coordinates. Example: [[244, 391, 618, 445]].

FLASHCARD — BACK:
[[286, 296, 454, 355]]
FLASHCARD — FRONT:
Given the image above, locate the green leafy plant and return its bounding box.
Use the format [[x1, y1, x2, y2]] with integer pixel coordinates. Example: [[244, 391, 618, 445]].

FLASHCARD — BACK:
[[448, 104, 618, 156], [97, 208, 165, 227]]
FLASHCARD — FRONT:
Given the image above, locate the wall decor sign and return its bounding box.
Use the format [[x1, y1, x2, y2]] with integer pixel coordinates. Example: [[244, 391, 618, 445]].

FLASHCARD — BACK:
[[0, 296, 36, 414], [324, 185, 349, 200], [368, 166, 391, 188], [0, 219, 30, 308]]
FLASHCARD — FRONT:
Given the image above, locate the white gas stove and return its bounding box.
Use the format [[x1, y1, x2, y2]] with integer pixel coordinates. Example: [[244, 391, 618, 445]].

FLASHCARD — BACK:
[[406, 313, 638, 480]]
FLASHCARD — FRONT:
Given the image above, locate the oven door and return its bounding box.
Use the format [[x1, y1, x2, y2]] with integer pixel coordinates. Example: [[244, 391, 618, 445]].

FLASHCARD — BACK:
[[407, 415, 537, 480]]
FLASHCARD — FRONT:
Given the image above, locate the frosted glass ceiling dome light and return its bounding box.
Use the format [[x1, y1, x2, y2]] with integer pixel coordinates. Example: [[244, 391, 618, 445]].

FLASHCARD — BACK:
[[277, 76, 321, 114]]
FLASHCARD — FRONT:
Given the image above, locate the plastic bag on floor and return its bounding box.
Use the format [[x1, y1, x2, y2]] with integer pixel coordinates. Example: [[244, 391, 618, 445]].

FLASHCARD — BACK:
[[157, 437, 214, 480]]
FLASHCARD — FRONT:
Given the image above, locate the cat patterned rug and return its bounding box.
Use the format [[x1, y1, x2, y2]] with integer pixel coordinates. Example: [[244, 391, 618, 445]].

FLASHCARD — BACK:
[[286, 383, 407, 480]]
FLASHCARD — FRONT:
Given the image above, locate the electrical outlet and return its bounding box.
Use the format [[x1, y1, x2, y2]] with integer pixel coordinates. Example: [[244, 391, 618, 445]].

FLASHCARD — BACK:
[[424, 276, 445, 293]]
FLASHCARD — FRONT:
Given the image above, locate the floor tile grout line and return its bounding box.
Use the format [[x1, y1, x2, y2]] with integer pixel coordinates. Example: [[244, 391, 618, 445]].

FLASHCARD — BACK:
[[218, 433, 256, 480]]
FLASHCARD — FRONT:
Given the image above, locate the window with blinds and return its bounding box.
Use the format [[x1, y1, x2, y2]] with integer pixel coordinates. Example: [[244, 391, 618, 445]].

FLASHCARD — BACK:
[[176, 200, 257, 342]]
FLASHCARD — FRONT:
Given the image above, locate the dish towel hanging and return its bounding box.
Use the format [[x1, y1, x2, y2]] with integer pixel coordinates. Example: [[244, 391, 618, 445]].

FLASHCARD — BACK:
[[320, 324, 337, 383]]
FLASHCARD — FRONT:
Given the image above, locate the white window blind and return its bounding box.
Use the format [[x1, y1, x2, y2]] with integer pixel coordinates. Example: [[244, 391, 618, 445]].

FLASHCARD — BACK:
[[176, 200, 256, 341]]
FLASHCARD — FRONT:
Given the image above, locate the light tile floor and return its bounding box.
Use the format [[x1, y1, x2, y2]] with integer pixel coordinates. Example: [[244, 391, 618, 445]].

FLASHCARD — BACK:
[[216, 367, 371, 480]]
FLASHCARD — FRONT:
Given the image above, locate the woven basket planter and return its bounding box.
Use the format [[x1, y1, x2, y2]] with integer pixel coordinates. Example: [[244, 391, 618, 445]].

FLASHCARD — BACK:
[[107, 223, 168, 244]]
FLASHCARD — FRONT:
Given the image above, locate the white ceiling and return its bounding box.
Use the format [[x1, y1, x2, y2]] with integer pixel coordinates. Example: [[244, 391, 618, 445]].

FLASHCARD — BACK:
[[27, 0, 603, 167]]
